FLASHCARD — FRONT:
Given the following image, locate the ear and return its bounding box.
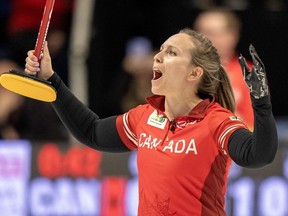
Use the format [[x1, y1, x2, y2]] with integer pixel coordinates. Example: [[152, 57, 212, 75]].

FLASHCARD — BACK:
[[187, 66, 203, 81]]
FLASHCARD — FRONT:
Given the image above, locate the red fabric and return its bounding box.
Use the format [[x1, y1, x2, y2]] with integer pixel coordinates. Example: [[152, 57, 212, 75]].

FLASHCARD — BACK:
[[224, 56, 254, 130], [8, 0, 73, 33], [116, 95, 247, 215]]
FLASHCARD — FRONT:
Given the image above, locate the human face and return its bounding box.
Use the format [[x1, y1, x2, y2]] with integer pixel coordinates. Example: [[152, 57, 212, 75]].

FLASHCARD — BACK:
[[152, 33, 195, 96], [195, 13, 238, 61]]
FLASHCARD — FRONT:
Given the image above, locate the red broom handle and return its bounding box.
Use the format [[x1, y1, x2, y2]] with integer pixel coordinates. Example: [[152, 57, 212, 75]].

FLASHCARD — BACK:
[[34, 0, 55, 61]]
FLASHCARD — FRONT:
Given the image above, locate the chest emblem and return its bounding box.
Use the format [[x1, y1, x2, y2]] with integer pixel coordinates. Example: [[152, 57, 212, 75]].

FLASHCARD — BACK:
[[147, 110, 168, 129]]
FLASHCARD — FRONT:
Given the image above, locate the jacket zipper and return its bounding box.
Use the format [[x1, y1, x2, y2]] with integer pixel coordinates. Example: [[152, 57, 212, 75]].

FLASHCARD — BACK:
[[164, 120, 176, 142]]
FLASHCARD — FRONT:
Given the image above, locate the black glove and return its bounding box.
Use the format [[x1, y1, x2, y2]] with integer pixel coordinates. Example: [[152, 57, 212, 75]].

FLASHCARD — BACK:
[[238, 44, 269, 99]]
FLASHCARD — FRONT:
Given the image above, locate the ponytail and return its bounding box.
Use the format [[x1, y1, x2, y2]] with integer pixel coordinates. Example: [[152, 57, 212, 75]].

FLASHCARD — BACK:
[[179, 28, 236, 113], [215, 65, 235, 113]]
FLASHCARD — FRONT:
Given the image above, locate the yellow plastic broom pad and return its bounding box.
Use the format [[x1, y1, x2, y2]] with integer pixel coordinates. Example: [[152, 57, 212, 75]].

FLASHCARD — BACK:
[[0, 70, 56, 102]]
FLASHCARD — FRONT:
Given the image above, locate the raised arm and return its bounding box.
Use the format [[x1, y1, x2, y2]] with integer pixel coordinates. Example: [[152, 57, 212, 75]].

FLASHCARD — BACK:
[[25, 43, 130, 152], [228, 45, 278, 168]]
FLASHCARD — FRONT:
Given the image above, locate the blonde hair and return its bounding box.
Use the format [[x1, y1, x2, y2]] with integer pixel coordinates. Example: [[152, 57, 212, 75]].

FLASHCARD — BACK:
[[179, 28, 235, 113]]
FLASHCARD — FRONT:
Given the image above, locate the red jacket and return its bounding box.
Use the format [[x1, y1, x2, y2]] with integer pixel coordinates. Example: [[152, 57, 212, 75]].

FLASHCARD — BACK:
[[116, 95, 247, 215]]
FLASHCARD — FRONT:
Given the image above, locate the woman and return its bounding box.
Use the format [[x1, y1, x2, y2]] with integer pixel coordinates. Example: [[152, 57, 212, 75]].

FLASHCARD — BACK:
[[25, 28, 277, 215]]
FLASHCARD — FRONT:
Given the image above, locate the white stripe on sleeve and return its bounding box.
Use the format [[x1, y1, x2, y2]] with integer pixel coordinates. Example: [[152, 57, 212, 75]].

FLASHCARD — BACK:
[[123, 113, 138, 146], [218, 123, 245, 149]]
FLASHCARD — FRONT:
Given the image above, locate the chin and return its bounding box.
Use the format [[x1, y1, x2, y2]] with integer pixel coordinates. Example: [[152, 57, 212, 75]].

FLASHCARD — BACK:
[[151, 88, 163, 96], [151, 87, 159, 95]]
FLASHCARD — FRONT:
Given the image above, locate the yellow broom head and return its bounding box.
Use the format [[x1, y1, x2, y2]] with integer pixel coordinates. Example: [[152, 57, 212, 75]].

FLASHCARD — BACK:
[[0, 70, 56, 102]]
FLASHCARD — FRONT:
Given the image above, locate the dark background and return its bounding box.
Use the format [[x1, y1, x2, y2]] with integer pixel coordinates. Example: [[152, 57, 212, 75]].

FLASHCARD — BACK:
[[87, 0, 288, 117]]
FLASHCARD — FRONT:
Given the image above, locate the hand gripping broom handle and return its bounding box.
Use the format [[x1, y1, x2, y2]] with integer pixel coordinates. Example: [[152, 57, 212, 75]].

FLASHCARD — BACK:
[[34, 0, 55, 61]]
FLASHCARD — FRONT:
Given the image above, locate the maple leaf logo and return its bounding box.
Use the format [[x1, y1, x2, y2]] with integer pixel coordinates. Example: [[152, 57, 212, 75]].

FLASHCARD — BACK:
[[139, 191, 177, 216]]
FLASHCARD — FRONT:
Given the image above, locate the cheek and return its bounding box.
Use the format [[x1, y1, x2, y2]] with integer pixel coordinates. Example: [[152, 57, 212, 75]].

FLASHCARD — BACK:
[[166, 71, 187, 89], [165, 57, 192, 77]]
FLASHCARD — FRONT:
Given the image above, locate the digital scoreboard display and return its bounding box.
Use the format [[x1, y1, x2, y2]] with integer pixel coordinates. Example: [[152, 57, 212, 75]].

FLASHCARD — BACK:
[[0, 118, 287, 216]]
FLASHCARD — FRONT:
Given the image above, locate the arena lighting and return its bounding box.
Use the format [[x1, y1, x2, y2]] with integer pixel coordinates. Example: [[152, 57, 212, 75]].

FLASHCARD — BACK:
[[0, 140, 31, 216], [0, 0, 56, 102]]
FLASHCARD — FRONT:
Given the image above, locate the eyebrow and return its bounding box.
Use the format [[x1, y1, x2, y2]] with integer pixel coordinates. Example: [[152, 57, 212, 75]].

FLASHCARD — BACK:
[[160, 44, 179, 51]]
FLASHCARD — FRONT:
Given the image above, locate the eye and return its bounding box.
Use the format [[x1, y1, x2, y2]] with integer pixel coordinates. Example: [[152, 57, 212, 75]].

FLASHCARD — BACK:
[[167, 50, 176, 56]]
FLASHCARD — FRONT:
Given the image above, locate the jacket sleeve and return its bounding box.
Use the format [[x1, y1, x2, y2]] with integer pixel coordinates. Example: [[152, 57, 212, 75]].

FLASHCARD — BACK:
[[228, 95, 278, 168], [48, 73, 130, 152]]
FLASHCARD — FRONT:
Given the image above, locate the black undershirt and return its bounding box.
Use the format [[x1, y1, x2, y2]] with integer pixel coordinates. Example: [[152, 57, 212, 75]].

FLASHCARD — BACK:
[[49, 73, 278, 168]]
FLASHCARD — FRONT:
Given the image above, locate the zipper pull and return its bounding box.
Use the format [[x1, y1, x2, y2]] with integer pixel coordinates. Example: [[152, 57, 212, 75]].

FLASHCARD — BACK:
[[170, 120, 176, 131]]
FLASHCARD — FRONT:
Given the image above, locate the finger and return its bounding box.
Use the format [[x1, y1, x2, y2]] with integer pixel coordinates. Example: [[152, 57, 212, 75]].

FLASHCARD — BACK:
[[25, 57, 40, 74], [42, 41, 51, 60], [27, 50, 38, 62], [24, 64, 39, 75], [25, 61, 40, 72], [25, 55, 39, 66], [249, 44, 265, 70], [238, 54, 250, 78]]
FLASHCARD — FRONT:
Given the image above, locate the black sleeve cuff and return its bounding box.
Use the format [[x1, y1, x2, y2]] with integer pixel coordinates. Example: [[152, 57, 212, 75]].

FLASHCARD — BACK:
[[47, 72, 62, 90], [251, 95, 271, 108]]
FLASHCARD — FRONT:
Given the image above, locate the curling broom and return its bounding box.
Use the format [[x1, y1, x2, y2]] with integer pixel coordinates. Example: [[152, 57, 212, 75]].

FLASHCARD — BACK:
[[0, 0, 57, 102]]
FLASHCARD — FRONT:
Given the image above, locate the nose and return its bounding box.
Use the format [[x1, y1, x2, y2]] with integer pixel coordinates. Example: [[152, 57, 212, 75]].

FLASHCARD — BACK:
[[153, 51, 162, 63]]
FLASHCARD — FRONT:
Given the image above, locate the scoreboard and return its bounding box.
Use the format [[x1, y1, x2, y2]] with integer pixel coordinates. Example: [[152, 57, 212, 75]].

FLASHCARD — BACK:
[[0, 118, 287, 216]]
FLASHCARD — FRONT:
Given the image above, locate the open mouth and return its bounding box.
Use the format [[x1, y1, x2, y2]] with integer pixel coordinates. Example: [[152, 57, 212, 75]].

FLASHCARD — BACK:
[[153, 70, 162, 80]]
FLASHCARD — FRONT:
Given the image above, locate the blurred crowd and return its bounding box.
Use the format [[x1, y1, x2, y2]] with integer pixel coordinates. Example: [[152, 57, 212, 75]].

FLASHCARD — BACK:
[[0, 0, 287, 141], [0, 0, 73, 140]]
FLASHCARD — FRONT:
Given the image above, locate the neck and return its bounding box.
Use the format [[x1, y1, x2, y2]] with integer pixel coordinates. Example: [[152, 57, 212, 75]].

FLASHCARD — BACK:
[[164, 95, 203, 120]]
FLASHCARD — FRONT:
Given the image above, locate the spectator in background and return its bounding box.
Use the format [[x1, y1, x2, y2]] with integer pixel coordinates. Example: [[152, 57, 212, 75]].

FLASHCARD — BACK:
[[194, 7, 254, 130], [121, 37, 155, 112], [0, 60, 24, 139]]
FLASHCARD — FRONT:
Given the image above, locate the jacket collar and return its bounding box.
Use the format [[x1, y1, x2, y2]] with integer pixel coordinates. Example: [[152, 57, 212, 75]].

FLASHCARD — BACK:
[[146, 95, 214, 121]]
